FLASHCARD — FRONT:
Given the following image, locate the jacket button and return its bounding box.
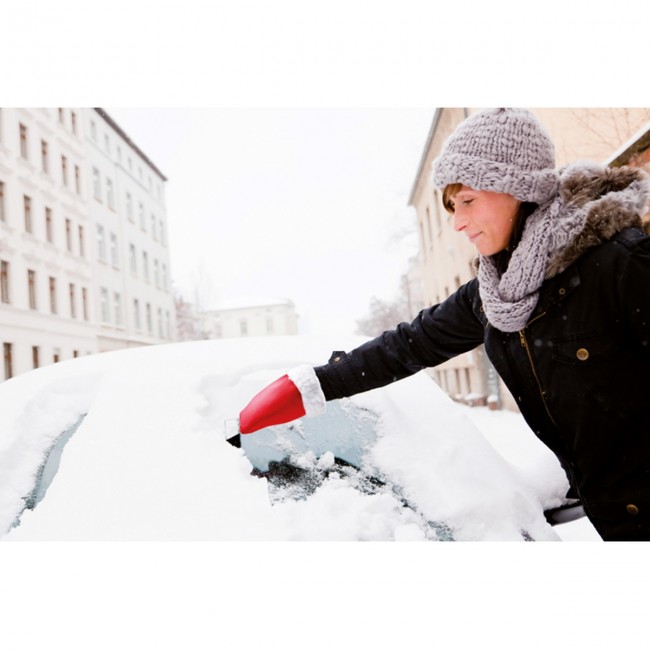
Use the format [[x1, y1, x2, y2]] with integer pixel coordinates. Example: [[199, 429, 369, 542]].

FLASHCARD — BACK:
[[333, 356, 341, 363], [626, 504, 640, 515], [576, 348, 589, 361], [558, 288, 566, 296]]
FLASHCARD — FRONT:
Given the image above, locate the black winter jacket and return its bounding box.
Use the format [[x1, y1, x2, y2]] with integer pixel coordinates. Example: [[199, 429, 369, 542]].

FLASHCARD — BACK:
[[315, 164, 650, 541]]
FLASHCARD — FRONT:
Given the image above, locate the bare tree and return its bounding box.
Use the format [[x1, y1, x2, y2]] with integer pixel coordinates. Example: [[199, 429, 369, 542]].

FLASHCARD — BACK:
[[190, 260, 217, 313], [567, 108, 650, 158], [355, 294, 411, 338], [174, 290, 208, 341]]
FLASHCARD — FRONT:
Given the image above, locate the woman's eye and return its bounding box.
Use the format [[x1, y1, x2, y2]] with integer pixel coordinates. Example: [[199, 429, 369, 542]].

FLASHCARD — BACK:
[[462, 199, 473, 206]]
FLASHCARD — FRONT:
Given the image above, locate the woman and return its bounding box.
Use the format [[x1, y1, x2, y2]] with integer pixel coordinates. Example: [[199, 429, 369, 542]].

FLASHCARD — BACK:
[[238, 108, 650, 541]]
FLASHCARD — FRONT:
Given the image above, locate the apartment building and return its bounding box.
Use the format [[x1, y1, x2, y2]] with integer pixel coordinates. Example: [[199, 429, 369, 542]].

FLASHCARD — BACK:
[[0, 108, 97, 380], [0, 108, 176, 382], [200, 298, 299, 339], [409, 107, 650, 409], [85, 109, 175, 351]]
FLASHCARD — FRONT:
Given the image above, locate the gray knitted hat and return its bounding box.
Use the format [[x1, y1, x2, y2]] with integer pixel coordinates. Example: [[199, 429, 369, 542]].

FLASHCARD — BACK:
[[432, 108, 559, 204]]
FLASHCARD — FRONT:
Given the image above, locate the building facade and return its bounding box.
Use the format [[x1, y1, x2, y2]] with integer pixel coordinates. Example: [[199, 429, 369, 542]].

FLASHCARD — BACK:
[[409, 107, 650, 409], [1, 108, 97, 380], [0, 108, 175, 382], [84, 109, 175, 351], [200, 299, 299, 339]]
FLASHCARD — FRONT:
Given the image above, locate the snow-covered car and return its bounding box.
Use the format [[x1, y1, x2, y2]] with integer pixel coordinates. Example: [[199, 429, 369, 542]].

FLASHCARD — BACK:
[[0, 335, 573, 541]]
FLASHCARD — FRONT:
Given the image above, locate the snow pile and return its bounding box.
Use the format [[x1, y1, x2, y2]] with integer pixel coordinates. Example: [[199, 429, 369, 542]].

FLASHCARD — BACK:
[[0, 336, 572, 541]]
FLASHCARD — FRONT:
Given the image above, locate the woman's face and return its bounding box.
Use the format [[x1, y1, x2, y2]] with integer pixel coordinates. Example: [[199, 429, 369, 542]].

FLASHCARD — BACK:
[[448, 186, 522, 256]]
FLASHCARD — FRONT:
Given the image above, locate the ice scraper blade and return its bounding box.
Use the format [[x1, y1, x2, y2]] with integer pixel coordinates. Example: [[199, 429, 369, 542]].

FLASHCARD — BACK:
[[224, 418, 241, 448]]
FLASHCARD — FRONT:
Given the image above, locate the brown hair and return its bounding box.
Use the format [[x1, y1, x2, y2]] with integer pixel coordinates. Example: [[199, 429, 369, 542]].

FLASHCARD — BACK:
[[442, 183, 463, 215]]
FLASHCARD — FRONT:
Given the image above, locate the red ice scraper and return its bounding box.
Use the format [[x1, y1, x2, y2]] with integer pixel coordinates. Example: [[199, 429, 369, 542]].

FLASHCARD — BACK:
[[225, 365, 326, 447]]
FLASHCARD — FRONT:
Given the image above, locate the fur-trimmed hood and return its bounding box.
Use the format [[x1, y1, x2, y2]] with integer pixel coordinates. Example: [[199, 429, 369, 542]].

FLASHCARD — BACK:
[[545, 162, 650, 278], [473, 161, 650, 332]]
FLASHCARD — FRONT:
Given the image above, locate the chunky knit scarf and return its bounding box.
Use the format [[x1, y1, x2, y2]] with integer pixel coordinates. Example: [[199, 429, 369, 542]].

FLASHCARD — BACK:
[[477, 162, 650, 332]]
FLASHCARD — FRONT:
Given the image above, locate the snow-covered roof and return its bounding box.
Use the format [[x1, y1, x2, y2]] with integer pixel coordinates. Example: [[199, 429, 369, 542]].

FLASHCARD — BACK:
[[203, 297, 295, 312], [605, 120, 650, 167]]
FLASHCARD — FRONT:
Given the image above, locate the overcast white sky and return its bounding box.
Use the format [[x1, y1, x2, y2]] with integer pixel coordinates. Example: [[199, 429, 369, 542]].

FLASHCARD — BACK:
[[107, 107, 435, 336]]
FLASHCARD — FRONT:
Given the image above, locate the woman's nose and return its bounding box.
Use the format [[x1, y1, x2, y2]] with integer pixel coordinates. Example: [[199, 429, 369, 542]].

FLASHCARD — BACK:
[[453, 210, 468, 232]]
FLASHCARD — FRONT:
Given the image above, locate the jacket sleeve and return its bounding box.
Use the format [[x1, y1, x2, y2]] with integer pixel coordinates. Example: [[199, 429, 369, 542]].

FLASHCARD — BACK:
[[314, 278, 486, 400]]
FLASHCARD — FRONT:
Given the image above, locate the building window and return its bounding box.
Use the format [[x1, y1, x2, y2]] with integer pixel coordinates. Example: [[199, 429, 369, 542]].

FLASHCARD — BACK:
[[69, 283, 76, 318], [78, 225, 85, 257], [65, 218, 73, 252], [100, 287, 110, 323], [24, 195, 32, 233], [91, 121, 97, 141], [61, 155, 68, 187], [1, 260, 10, 303], [165, 311, 171, 339], [0, 181, 5, 222], [97, 225, 106, 261], [28, 269, 37, 309], [49, 276, 57, 314], [82, 287, 89, 321], [151, 214, 157, 240], [74, 165, 81, 194], [157, 308, 163, 338], [114, 292, 122, 325], [126, 192, 133, 221], [129, 243, 137, 275], [19, 123, 28, 159], [3, 342, 13, 380], [32, 346, 40, 369], [110, 233, 119, 268], [142, 251, 149, 280], [71, 111, 77, 135], [154, 259, 160, 288], [106, 178, 115, 209], [240, 319, 248, 336], [266, 317, 274, 334], [162, 263, 167, 290], [45, 207, 53, 243], [93, 168, 101, 201], [159, 220, 165, 246], [41, 140, 49, 173], [53, 349, 60, 364], [146, 303, 152, 333], [58, 108, 64, 124], [73, 350, 79, 358], [139, 202, 145, 230], [133, 298, 141, 329], [104, 133, 110, 154]]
